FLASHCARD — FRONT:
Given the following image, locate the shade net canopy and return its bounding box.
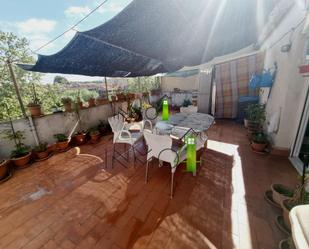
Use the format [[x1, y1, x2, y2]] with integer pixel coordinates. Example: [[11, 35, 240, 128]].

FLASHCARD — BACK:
[[19, 0, 275, 77]]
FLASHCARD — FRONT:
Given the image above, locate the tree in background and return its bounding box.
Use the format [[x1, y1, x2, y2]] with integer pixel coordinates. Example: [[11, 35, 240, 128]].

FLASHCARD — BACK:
[[127, 76, 160, 93], [0, 31, 64, 121], [53, 75, 69, 85], [0, 31, 41, 120]]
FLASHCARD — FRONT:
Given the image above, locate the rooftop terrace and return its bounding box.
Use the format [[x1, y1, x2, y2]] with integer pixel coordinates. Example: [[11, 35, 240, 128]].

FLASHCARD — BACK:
[[0, 120, 297, 249]]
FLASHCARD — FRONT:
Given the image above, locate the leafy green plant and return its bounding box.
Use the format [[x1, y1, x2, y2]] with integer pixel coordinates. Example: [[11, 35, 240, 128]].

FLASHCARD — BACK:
[[61, 97, 72, 104], [33, 142, 48, 153], [11, 144, 30, 158], [84, 91, 99, 101], [89, 127, 99, 135], [53, 133, 68, 142], [245, 104, 266, 123], [285, 175, 309, 210], [251, 132, 268, 144], [2, 129, 30, 158], [182, 99, 192, 107]]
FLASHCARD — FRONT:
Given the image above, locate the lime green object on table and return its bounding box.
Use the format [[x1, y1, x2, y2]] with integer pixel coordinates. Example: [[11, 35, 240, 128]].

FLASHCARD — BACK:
[[162, 99, 169, 121], [186, 135, 196, 173]]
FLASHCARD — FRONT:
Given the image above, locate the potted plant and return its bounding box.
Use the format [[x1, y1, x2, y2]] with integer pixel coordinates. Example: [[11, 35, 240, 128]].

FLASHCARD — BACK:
[[271, 184, 294, 205], [246, 104, 266, 134], [27, 98, 43, 117], [98, 121, 109, 134], [89, 128, 101, 143], [251, 132, 268, 152], [76, 97, 84, 109], [61, 97, 73, 112], [182, 99, 192, 107], [2, 128, 31, 168], [116, 92, 126, 102], [27, 82, 43, 117], [280, 178, 309, 230], [73, 131, 87, 145], [0, 159, 10, 181], [96, 96, 109, 105], [84, 92, 98, 107], [33, 142, 49, 160], [54, 133, 70, 150]]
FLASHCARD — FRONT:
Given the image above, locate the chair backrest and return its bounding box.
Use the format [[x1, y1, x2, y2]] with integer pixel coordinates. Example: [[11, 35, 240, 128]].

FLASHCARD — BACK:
[[143, 131, 174, 163], [108, 115, 126, 143]]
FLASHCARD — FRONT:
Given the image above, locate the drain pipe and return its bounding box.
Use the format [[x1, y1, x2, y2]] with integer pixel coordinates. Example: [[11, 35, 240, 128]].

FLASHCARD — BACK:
[[27, 116, 40, 146], [68, 119, 80, 139]]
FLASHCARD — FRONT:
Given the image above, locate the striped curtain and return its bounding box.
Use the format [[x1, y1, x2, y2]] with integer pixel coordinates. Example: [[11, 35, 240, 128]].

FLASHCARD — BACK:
[[214, 53, 264, 118]]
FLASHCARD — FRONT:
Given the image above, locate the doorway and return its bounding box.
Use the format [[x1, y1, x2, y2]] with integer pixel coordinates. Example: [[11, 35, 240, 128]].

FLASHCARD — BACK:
[[290, 86, 309, 174]]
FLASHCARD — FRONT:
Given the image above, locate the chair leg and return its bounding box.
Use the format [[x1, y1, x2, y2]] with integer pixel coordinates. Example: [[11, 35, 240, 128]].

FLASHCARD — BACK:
[[170, 171, 175, 199], [132, 145, 136, 167], [145, 160, 149, 183], [111, 144, 115, 169]]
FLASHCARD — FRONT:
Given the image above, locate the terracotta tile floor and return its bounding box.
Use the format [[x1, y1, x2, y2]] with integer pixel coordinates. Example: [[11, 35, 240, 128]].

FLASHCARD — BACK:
[[0, 120, 298, 249]]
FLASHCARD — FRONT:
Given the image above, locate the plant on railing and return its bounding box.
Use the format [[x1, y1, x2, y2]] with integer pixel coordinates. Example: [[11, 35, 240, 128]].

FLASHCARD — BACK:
[[27, 82, 43, 117], [182, 99, 192, 107], [61, 97, 73, 112]]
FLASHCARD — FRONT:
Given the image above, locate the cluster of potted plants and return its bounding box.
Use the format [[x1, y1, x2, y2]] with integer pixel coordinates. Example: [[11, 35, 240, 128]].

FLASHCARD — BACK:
[[244, 104, 269, 153], [265, 175, 309, 249]]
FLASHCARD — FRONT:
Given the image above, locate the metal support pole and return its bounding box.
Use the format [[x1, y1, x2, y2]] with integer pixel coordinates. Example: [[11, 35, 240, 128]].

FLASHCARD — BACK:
[[7, 60, 27, 118]]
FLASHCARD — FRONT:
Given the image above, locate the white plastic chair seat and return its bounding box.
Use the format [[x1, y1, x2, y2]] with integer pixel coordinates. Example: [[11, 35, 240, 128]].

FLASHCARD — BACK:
[[118, 131, 143, 144], [290, 205, 309, 249]]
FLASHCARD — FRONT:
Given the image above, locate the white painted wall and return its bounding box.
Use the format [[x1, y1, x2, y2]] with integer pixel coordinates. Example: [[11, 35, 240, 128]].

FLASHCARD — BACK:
[[0, 102, 126, 159], [260, 3, 308, 149]]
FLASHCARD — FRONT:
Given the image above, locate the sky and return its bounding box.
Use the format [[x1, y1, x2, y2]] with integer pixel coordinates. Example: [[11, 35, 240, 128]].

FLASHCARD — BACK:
[[0, 0, 132, 83]]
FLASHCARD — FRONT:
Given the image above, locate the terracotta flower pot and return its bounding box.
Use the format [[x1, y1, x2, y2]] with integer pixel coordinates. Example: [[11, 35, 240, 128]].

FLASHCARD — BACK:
[[96, 98, 109, 105], [35, 150, 49, 160], [271, 184, 294, 205], [90, 132, 101, 143], [56, 140, 70, 150], [281, 199, 293, 230], [251, 142, 267, 152], [64, 102, 72, 112], [27, 104, 42, 117], [0, 160, 10, 180], [77, 102, 84, 109], [116, 93, 125, 102], [47, 144, 57, 153], [88, 98, 96, 107], [11, 152, 31, 168], [74, 133, 87, 145]]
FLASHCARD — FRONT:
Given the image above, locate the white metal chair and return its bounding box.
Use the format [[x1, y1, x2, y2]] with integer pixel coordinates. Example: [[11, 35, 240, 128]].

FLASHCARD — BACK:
[[108, 115, 144, 168], [143, 106, 158, 128], [143, 131, 187, 198], [180, 105, 198, 114]]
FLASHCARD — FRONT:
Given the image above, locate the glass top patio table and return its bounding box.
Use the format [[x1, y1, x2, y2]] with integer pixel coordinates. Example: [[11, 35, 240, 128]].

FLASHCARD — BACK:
[[155, 113, 214, 137]]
